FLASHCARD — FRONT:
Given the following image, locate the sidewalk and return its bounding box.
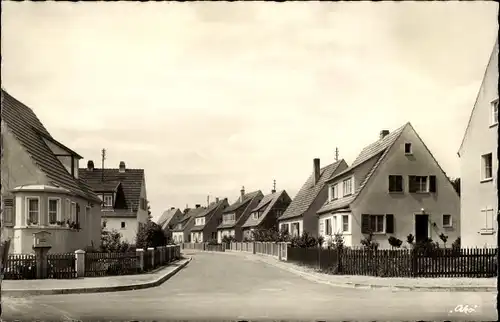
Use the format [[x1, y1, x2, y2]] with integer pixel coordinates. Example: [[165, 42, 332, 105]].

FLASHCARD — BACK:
[[188, 250, 497, 292], [3, 257, 191, 297]]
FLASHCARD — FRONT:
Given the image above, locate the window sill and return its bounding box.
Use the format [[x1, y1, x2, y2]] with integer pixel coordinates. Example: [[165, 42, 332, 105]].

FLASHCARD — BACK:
[[489, 123, 498, 128], [405, 153, 413, 156], [413, 191, 430, 194], [388, 191, 404, 194], [479, 229, 495, 235], [480, 178, 493, 183], [443, 225, 453, 229]]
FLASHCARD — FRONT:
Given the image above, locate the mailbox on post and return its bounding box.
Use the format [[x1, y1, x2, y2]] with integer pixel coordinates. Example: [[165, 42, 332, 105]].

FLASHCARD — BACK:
[[32, 230, 52, 279]]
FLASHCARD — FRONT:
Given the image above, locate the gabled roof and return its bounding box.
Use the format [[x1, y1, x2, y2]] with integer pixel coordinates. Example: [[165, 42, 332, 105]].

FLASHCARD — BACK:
[[278, 160, 345, 221], [317, 123, 408, 214], [242, 190, 289, 228], [79, 167, 145, 213], [191, 199, 228, 231], [458, 38, 498, 156], [157, 208, 182, 228], [223, 190, 261, 213], [1, 90, 100, 203], [92, 181, 121, 193], [172, 207, 206, 232]]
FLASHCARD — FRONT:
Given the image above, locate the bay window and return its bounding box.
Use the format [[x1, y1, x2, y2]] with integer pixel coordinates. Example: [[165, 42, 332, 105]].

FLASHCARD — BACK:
[[48, 198, 61, 225], [26, 197, 40, 226]]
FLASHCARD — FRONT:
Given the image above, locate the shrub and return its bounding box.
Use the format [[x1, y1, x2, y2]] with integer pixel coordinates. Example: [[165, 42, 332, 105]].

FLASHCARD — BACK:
[[360, 232, 379, 250], [388, 236, 403, 249], [406, 234, 415, 246], [136, 221, 168, 249], [290, 231, 317, 248], [100, 229, 132, 253], [206, 239, 219, 246], [412, 238, 441, 257], [222, 235, 237, 244], [327, 232, 345, 250], [439, 233, 448, 247]]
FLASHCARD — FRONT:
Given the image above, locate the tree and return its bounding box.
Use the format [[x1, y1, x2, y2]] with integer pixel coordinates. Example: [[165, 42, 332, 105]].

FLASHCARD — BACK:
[[449, 177, 460, 196], [147, 201, 152, 221], [100, 228, 131, 253], [136, 221, 167, 249]]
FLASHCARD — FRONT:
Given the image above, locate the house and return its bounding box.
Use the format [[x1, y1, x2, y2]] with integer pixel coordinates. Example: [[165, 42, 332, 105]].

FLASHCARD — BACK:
[[241, 189, 292, 240], [171, 205, 205, 244], [216, 187, 263, 243], [156, 207, 183, 240], [317, 123, 461, 249], [79, 160, 149, 244], [1, 90, 102, 254], [172, 205, 205, 244], [277, 159, 348, 237], [190, 198, 229, 243], [458, 39, 499, 248]]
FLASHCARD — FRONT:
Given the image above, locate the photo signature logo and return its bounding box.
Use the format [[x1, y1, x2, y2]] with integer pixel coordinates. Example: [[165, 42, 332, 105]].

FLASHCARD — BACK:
[[449, 304, 479, 314]]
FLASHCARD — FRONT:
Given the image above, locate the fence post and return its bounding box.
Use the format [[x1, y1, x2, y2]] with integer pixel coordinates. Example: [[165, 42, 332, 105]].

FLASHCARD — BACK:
[[278, 243, 282, 260], [74, 249, 85, 278], [148, 247, 155, 268], [253, 242, 256, 254], [136, 248, 144, 272], [160, 246, 166, 264]]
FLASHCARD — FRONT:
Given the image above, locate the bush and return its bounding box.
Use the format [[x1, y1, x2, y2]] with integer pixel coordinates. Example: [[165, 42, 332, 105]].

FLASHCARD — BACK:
[[360, 232, 379, 250], [290, 231, 317, 248], [100, 229, 132, 253], [206, 239, 219, 246], [388, 236, 403, 249], [222, 235, 237, 244], [136, 221, 168, 249]]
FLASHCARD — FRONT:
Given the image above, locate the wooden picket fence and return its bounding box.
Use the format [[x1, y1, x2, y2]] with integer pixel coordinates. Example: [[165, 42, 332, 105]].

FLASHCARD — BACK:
[[85, 252, 138, 277]]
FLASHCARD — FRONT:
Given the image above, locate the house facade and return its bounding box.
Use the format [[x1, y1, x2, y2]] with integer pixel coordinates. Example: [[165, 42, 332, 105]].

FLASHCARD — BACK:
[[1, 90, 102, 254], [458, 39, 499, 248], [277, 158, 348, 237], [157, 207, 183, 241], [216, 187, 263, 243], [79, 160, 149, 244], [190, 198, 229, 243], [171, 205, 204, 244], [242, 189, 292, 240], [317, 124, 460, 249]]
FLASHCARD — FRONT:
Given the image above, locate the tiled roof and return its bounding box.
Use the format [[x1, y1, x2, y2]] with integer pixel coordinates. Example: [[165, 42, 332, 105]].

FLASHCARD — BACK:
[[172, 207, 206, 232], [318, 123, 408, 214], [1, 90, 100, 203], [157, 208, 181, 228], [101, 209, 137, 218], [191, 199, 228, 231], [218, 190, 263, 229], [92, 181, 121, 192], [242, 190, 289, 228], [278, 160, 344, 221], [79, 168, 145, 213], [223, 190, 261, 213]]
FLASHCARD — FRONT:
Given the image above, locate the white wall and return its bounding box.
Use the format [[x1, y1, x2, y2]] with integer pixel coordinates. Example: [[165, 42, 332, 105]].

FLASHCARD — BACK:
[[103, 217, 138, 244]]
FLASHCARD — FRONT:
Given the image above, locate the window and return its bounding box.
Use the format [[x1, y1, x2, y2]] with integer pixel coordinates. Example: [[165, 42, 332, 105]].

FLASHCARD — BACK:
[[223, 213, 235, 223], [140, 198, 148, 210], [195, 217, 205, 226], [253, 211, 262, 220], [281, 223, 289, 233], [26, 197, 40, 225], [388, 175, 403, 192], [492, 99, 498, 125], [291, 222, 300, 237], [3, 198, 14, 226], [481, 153, 493, 180], [370, 215, 385, 233], [481, 208, 495, 232], [103, 194, 113, 207], [102, 221, 107, 228], [332, 216, 337, 233], [48, 198, 60, 225], [276, 209, 284, 217], [65, 199, 71, 221], [408, 176, 430, 193], [325, 218, 332, 235], [342, 215, 349, 232], [71, 202, 77, 222], [342, 178, 353, 196], [329, 184, 338, 201], [76, 204, 80, 224], [404, 143, 412, 155], [121, 221, 126, 229], [442, 214, 452, 228]]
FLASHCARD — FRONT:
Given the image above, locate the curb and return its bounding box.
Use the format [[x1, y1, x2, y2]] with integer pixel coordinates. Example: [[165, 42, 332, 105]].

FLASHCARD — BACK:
[[3, 257, 192, 297], [197, 250, 497, 292]]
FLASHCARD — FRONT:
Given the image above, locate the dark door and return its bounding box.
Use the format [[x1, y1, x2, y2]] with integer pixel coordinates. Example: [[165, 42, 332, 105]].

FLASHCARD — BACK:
[[415, 214, 429, 243]]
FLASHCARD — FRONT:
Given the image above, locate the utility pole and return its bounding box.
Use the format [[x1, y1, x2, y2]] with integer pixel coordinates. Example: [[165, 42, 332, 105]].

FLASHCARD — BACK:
[[101, 148, 106, 182], [335, 147, 339, 162]]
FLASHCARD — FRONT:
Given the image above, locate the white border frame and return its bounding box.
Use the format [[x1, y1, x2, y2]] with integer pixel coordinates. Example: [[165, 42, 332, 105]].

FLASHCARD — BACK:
[[47, 197, 62, 226], [25, 196, 41, 226]]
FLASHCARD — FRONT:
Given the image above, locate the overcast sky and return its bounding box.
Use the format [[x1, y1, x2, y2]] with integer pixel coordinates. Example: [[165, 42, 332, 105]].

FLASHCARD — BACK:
[[2, 2, 498, 221]]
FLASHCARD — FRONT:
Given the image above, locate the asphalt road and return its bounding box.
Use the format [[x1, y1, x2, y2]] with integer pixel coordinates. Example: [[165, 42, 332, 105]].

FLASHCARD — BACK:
[[2, 251, 497, 321]]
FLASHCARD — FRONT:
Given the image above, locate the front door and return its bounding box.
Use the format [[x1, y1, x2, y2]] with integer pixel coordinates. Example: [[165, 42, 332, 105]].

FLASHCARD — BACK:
[[415, 214, 429, 243]]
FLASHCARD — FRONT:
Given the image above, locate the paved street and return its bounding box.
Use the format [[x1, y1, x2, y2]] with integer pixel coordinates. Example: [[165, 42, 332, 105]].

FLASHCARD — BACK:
[[2, 252, 497, 321]]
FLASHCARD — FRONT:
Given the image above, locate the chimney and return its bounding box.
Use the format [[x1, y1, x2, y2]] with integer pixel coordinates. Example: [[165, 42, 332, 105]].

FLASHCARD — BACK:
[[380, 130, 390, 140], [87, 160, 94, 171], [207, 195, 210, 207], [170, 207, 175, 210], [119, 161, 126, 173], [195, 204, 201, 209], [313, 158, 321, 185], [240, 186, 245, 202], [272, 179, 276, 194], [216, 197, 220, 203]]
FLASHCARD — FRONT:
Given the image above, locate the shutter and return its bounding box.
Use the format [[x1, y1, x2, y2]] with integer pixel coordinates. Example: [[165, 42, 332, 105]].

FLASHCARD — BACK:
[[319, 220, 325, 235], [361, 214, 370, 234], [397, 176, 403, 192], [408, 176, 416, 193], [429, 176, 437, 193], [388, 176, 393, 192], [386, 214, 394, 233]]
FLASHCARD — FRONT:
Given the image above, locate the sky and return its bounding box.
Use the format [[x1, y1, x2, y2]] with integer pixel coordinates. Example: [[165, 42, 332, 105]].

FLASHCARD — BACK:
[[2, 2, 498, 222]]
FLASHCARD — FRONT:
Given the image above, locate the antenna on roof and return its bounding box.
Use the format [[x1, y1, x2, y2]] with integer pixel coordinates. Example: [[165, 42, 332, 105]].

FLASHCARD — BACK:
[[335, 147, 339, 162], [272, 179, 276, 193], [101, 148, 106, 182]]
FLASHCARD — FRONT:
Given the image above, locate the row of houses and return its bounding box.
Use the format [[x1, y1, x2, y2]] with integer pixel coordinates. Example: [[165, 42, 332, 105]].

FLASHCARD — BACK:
[[160, 39, 498, 249], [1, 89, 150, 253]]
